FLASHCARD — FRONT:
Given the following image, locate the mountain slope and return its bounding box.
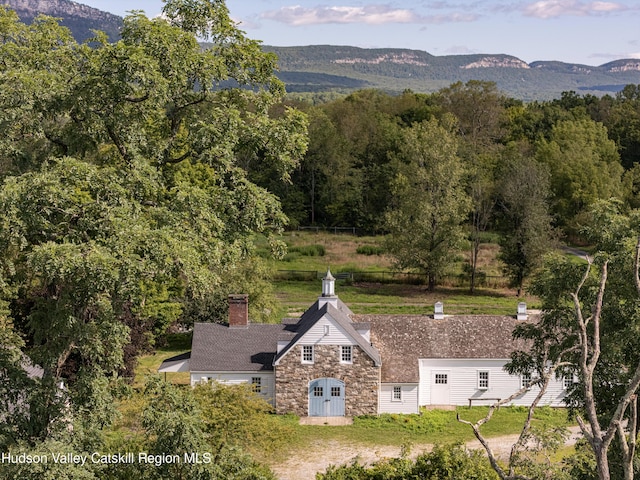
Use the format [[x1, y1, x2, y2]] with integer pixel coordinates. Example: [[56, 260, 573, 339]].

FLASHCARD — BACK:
[[4, 0, 122, 42], [263, 45, 640, 100]]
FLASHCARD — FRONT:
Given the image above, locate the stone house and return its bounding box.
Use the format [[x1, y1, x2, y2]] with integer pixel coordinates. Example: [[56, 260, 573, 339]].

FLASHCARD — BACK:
[[160, 270, 569, 416]]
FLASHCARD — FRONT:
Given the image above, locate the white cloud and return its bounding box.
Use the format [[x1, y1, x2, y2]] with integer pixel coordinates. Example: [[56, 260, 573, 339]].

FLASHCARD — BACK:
[[444, 45, 479, 54], [523, 0, 625, 18], [261, 4, 478, 25]]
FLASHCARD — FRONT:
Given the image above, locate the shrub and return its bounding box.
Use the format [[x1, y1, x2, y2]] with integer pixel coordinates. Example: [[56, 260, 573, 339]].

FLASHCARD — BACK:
[[289, 244, 326, 256], [317, 444, 498, 479], [356, 245, 385, 256]]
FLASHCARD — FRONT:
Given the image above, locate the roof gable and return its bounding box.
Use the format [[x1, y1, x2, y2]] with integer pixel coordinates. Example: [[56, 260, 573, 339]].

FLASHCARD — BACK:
[[273, 301, 381, 366]]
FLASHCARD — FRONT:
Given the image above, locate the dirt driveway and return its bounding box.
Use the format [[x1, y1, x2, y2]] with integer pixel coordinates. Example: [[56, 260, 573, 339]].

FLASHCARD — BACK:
[[270, 427, 583, 480]]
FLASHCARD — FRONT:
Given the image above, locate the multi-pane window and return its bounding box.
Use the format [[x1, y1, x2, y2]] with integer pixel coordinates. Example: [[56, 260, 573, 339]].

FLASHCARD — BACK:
[[521, 373, 532, 389], [478, 371, 489, 390], [341, 345, 352, 363], [331, 386, 341, 397], [435, 373, 448, 384], [392, 386, 402, 401], [563, 376, 574, 390], [251, 377, 262, 393], [313, 386, 323, 397], [302, 345, 314, 363]]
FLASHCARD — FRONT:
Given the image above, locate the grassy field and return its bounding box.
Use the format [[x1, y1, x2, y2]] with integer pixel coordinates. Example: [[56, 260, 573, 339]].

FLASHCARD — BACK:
[[275, 406, 572, 447], [267, 230, 542, 317], [268, 230, 505, 277]]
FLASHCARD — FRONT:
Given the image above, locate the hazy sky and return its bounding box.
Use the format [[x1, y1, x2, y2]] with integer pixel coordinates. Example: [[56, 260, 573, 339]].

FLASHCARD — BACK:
[[78, 0, 640, 66]]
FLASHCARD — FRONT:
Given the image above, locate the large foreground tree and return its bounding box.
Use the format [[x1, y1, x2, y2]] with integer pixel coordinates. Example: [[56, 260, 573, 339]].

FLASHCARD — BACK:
[[0, 0, 307, 445], [500, 201, 640, 480]]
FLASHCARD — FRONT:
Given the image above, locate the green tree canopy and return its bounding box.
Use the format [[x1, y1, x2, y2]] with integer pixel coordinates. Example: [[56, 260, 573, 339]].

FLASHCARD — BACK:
[[385, 117, 471, 290], [0, 0, 307, 445], [535, 118, 623, 229]]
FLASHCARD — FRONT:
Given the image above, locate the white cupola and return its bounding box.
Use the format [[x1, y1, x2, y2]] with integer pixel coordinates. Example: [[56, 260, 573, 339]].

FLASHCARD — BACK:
[[318, 268, 338, 308], [322, 268, 336, 297]]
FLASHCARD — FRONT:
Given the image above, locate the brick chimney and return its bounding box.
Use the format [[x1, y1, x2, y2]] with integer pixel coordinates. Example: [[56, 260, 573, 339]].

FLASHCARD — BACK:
[[228, 294, 249, 328]]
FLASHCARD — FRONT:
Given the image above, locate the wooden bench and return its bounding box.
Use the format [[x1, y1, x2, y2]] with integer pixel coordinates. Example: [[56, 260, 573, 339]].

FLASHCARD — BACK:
[[468, 397, 501, 408]]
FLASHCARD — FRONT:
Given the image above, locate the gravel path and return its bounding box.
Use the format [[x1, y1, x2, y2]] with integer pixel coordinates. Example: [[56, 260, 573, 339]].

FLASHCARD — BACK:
[[270, 426, 583, 480]]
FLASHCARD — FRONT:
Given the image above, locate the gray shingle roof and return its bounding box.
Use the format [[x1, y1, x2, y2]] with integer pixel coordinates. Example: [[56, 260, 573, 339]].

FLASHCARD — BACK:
[[355, 314, 533, 383], [190, 322, 292, 372]]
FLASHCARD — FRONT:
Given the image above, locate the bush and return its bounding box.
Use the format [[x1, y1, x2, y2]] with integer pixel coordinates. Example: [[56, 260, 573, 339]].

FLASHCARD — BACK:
[[353, 411, 448, 434], [356, 245, 385, 256], [318, 444, 498, 480], [288, 244, 326, 256]]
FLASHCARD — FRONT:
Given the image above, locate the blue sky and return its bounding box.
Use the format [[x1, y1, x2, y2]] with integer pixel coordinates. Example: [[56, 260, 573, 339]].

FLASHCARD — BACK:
[[79, 0, 640, 66]]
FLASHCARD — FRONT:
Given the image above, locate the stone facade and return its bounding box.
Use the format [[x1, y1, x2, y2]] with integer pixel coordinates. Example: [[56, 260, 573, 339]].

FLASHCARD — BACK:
[[275, 344, 380, 416]]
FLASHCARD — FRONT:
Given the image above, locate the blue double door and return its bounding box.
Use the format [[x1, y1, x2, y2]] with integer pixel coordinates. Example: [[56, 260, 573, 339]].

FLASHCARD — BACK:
[[309, 378, 345, 416]]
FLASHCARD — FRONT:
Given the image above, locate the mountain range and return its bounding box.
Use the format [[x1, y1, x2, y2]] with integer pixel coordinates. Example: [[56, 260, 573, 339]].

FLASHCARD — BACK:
[[4, 0, 122, 42], [4, 0, 640, 100], [263, 45, 640, 100]]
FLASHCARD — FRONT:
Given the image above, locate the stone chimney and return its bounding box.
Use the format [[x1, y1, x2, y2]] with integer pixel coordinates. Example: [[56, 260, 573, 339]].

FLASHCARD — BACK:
[[517, 302, 527, 320], [434, 301, 444, 320], [228, 294, 249, 328]]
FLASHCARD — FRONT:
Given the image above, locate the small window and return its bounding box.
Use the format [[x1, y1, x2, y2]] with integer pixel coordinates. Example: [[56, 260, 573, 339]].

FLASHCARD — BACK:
[[313, 386, 323, 397], [521, 373, 532, 389], [302, 345, 314, 363], [478, 371, 489, 390], [341, 345, 352, 363], [331, 386, 341, 397], [563, 376, 574, 390], [392, 386, 402, 401], [251, 377, 262, 393], [435, 373, 448, 385]]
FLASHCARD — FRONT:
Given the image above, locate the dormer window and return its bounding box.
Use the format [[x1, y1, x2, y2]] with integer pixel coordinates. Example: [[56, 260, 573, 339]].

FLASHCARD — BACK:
[[302, 345, 314, 364]]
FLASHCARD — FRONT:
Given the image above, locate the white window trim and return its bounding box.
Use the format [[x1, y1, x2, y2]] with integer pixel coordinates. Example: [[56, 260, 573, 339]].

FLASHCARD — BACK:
[[302, 345, 314, 364], [251, 377, 263, 393], [563, 375, 575, 390], [340, 345, 353, 364], [392, 386, 402, 402], [477, 371, 489, 390], [521, 373, 533, 389]]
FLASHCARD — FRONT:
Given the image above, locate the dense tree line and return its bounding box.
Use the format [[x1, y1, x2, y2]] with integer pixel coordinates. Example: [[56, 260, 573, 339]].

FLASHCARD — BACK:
[[268, 82, 640, 291]]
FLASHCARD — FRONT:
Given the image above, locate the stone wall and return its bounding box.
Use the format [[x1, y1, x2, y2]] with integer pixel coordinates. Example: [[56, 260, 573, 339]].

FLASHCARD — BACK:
[[275, 344, 380, 416]]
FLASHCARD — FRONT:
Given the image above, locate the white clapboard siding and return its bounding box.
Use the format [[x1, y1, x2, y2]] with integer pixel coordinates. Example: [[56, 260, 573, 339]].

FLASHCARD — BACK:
[[190, 372, 276, 406], [419, 359, 567, 407], [379, 384, 419, 414], [299, 314, 358, 346]]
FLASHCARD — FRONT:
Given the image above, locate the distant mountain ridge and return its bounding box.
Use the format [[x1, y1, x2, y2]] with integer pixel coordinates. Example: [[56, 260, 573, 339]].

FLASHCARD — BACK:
[[3, 0, 640, 100], [263, 45, 640, 100], [4, 0, 122, 42]]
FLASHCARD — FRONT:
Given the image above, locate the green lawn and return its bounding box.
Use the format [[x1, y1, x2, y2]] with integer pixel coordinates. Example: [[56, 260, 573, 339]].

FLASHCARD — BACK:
[[265, 406, 573, 452], [274, 279, 539, 317]]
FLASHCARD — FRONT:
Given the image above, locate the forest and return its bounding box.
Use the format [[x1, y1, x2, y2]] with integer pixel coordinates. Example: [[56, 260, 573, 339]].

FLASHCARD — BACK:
[[1, 0, 640, 478], [262, 82, 640, 293]]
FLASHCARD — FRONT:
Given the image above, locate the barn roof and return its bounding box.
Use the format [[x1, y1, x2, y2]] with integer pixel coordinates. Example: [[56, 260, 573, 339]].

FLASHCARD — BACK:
[[355, 314, 533, 383]]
